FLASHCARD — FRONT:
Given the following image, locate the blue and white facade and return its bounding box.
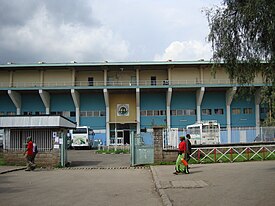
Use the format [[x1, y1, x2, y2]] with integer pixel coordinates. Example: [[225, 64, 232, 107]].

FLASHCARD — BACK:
[[0, 61, 267, 145]]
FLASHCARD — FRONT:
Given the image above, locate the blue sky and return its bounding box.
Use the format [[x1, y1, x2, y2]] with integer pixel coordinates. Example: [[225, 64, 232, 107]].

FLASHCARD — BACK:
[[0, 0, 222, 63]]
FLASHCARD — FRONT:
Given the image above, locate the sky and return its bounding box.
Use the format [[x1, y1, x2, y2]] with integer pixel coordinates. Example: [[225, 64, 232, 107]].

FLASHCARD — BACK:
[[0, 0, 222, 64]]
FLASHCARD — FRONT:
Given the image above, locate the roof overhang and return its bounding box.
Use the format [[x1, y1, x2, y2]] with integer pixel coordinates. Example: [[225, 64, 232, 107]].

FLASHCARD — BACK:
[[0, 115, 76, 129]]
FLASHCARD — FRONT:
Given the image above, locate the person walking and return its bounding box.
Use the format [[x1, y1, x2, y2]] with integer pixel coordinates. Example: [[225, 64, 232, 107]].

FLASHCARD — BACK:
[[186, 134, 192, 170], [31, 141, 38, 170], [174, 136, 189, 175], [24, 136, 34, 171]]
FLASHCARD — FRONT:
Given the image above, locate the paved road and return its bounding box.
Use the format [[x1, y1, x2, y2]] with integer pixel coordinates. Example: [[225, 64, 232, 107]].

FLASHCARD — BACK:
[[0, 168, 161, 206], [67, 149, 130, 168], [152, 161, 275, 206]]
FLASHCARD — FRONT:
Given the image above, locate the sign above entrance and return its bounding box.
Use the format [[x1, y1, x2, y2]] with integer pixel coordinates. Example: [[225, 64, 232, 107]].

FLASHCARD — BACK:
[[117, 104, 129, 116]]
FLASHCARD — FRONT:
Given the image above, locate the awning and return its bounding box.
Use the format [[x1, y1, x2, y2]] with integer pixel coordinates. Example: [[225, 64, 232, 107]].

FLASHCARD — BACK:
[[0, 115, 76, 129]]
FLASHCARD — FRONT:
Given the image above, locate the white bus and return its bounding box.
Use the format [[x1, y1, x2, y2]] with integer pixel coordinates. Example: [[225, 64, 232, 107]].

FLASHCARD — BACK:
[[71, 126, 93, 149], [186, 120, 220, 145]]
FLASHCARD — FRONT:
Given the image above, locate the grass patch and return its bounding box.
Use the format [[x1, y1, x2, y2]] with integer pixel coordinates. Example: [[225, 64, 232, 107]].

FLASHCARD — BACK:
[[96, 149, 130, 154]]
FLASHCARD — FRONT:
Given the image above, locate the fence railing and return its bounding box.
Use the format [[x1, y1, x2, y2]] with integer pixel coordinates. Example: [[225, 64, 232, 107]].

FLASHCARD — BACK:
[[187, 144, 275, 163], [0, 79, 265, 88], [163, 126, 275, 149]]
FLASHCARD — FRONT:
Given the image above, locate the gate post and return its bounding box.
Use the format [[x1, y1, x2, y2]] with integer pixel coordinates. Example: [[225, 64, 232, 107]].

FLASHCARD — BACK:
[[130, 131, 135, 166], [153, 126, 164, 163]]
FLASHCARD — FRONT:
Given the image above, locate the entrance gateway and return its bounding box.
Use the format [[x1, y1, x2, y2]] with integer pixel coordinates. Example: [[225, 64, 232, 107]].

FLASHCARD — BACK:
[[109, 123, 135, 145]]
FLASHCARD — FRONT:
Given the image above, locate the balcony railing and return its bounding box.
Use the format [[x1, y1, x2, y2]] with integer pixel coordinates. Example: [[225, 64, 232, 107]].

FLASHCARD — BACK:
[[0, 79, 265, 88]]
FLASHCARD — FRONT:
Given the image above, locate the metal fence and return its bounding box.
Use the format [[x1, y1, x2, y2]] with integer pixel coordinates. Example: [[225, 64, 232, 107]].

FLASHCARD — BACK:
[[163, 126, 275, 150], [6, 129, 55, 151], [188, 144, 275, 163]]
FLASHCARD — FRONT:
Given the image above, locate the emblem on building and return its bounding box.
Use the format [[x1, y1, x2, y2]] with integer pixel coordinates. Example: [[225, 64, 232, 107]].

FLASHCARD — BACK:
[[117, 104, 129, 116]]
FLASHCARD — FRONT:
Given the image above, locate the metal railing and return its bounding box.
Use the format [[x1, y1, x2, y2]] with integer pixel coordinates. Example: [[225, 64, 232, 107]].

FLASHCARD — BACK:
[[188, 144, 275, 163], [6, 129, 55, 151], [0, 79, 266, 88]]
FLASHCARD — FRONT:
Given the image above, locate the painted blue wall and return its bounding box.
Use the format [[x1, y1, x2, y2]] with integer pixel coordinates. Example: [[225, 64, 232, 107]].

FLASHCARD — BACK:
[[0, 93, 16, 113], [231, 96, 255, 127], [201, 92, 227, 127], [171, 92, 196, 128], [79, 92, 106, 129], [51, 93, 75, 121], [140, 92, 166, 128], [21, 93, 45, 113], [51, 93, 75, 111]]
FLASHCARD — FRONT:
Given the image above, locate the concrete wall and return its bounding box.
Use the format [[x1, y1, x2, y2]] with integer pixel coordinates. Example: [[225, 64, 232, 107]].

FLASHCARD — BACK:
[[0, 71, 10, 85], [76, 70, 104, 84], [171, 67, 200, 83]]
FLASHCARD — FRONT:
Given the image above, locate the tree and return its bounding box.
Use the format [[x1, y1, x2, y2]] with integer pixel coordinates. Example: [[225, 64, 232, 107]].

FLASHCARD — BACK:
[[206, 0, 275, 125]]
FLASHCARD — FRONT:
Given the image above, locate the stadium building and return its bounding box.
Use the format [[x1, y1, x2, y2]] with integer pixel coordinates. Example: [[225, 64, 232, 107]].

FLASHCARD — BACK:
[[0, 61, 267, 145]]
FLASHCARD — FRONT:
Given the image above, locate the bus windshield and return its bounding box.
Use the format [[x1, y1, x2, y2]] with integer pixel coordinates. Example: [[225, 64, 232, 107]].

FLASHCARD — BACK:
[[72, 128, 87, 134]]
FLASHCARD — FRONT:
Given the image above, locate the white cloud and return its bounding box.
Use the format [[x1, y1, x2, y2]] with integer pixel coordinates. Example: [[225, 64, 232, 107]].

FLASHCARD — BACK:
[[0, 4, 129, 63], [154, 40, 212, 61]]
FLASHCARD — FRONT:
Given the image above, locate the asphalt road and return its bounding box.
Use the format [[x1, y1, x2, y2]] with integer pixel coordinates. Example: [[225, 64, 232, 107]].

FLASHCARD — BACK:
[[67, 149, 131, 168], [0, 168, 161, 206]]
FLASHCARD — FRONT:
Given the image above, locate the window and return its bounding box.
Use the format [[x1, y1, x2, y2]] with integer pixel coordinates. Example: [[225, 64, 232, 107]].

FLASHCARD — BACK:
[[88, 77, 94, 86], [0, 112, 5, 116], [23, 112, 32, 115], [147, 110, 153, 116], [153, 110, 159, 115], [160, 110, 166, 116], [100, 111, 106, 116], [80, 111, 87, 117], [214, 109, 224, 115], [171, 110, 177, 115], [93, 111, 100, 117], [63, 111, 70, 117], [232, 108, 241, 114], [177, 110, 183, 116], [151, 76, 156, 85], [7, 112, 16, 115], [243, 108, 252, 114], [202, 109, 212, 115], [87, 111, 93, 116], [189, 109, 196, 116], [140, 110, 146, 116], [70, 111, 76, 117]]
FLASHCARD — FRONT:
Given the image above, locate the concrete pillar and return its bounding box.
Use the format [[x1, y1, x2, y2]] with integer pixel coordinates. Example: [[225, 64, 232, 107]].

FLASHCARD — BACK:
[[255, 88, 262, 137], [226, 87, 237, 143], [39, 90, 50, 114], [8, 90, 21, 115], [71, 89, 80, 126], [103, 89, 110, 146], [196, 87, 205, 122], [166, 88, 172, 131], [153, 127, 164, 163], [136, 88, 140, 135]]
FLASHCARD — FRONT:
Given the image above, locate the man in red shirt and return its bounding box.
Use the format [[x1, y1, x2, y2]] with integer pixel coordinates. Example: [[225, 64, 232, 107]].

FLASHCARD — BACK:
[[24, 136, 34, 171], [174, 136, 189, 175]]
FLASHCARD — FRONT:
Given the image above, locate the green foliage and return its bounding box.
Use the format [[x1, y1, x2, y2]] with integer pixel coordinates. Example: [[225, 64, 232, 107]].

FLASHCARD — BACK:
[[206, 0, 275, 126], [206, 0, 275, 85]]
